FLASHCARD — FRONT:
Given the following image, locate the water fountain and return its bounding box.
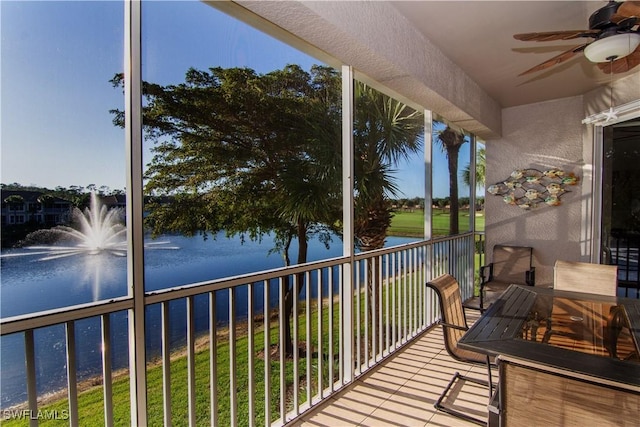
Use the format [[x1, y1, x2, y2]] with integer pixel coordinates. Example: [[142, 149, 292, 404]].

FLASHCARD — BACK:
[[1, 192, 177, 261]]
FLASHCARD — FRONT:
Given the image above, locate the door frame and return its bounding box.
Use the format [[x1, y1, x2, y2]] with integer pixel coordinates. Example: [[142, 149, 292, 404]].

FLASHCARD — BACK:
[[591, 102, 640, 263]]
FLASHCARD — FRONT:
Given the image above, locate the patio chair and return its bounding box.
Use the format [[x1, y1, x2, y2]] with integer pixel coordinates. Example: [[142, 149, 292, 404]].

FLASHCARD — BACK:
[[464, 244, 535, 312], [426, 274, 495, 426], [496, 355, 639, 426], [553, 260, 617, 296], [545, 262, 618, 349]]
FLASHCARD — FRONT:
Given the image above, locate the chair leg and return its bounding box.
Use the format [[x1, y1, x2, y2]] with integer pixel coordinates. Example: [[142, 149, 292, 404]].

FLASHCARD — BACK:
[[486, 355, 493, 400], [434, 371, 490, 426]]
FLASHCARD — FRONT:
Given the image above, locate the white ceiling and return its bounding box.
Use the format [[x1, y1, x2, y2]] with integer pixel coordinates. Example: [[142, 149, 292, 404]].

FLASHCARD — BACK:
[[391, 1, 638, 108]]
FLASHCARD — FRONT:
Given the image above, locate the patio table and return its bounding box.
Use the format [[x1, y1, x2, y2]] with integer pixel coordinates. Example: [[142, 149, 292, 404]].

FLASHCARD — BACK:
[[458, 284, 640, 389], [459, 284, 640, 425]]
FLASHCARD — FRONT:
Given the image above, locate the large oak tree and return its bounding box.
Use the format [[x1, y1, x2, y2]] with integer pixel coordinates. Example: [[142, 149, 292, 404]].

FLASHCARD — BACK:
[[113, 65, 342, 355]]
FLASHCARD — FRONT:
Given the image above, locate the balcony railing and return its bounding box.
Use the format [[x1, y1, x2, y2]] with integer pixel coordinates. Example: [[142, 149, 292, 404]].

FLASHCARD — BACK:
[[0, 233, 478, 426]]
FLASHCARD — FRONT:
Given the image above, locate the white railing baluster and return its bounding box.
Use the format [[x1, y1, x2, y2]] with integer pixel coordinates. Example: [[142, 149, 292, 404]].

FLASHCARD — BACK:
[[411, 247, 416, 335], [65, 321, 79, 426], [187, 296, 196, 427], [377, 254, 383, 359], [317, 269, 323, 399], [101, 314, 114, 427], [161, 302, 171, 426], [328, 267, 335, 392], [229, 288, 237, 427], [209, 291, 218, 427], [364, 258, 369, 368], [292, 273, 299, 416], [384, 253, 390, 354], [248, 283, 255, 427], [371, 257, 377, 363], [403, 250, 408, 342], [263, 280, 271, 427], [355, 260, 361, 373], [412, 247, 416, 334], [278, 276, 286, 422], [391, 251, 397, 350], [419, 246, 425, 328], [338, 264, 343, 386], [305, 270, 311, 408], [25, 330, 37, 427]]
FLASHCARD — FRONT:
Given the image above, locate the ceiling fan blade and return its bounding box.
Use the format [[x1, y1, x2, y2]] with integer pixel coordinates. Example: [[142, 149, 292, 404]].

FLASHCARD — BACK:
[[597, 46, 640, 74], [514, 30, 599, 42], [610, 16, 638, 29], [518, 44, 588, 76], [614, 1, 640, 20]]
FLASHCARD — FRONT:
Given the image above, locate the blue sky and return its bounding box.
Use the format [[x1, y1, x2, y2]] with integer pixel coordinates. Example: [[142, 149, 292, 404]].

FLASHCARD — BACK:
[[1, 1, 468, 199]]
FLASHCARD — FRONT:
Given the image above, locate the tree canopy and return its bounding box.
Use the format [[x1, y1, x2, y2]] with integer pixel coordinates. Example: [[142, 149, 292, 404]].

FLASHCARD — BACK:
[[112, 65, 342, 258]]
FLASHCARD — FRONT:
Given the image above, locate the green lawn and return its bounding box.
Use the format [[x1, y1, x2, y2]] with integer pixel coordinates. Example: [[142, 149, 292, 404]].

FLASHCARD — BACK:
[[389, 208, 485, 293], [388, 208, 484, 237], [2, 301, 341, 427]]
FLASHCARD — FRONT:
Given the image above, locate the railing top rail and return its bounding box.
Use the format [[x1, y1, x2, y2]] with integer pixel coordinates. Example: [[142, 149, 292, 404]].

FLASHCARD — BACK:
[[0, 296, 133, 336], [144, 254, 349, 304], [352, 232, 474, 260]]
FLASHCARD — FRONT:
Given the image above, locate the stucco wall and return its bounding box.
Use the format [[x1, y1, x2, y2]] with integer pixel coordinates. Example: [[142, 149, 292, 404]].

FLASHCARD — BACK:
[[487, 72, 639, 286], [583, 72, 640, 116], [486, 96, 586, 286]]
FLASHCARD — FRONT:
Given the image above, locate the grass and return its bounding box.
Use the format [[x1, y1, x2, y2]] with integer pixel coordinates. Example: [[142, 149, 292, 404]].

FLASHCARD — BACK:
[[389, 209, 485, 294], [2, 301, 342, 427], [388, 208, 485, 237], [2, 275, 430, 427]]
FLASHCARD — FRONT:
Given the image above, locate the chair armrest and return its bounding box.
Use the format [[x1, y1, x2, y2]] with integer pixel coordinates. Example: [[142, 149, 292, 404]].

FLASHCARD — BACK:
[[526, 267, 536, 286], [438, 320, 469, 332], [479, 263, 494, 285]]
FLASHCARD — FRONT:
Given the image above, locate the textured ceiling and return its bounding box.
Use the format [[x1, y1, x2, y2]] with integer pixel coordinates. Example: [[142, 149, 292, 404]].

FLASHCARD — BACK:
[[391, 1, 638, 108]]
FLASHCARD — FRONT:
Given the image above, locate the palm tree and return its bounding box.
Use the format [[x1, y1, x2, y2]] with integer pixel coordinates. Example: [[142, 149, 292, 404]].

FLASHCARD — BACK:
[[352, 82, 423, 353], [353, 82, 424, 251], [436, 125, 467, 235], [463, 146, 486, 191]]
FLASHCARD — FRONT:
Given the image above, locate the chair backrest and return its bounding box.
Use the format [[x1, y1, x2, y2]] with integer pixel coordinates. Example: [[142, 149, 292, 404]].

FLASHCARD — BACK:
[[554, 260, 618, 296], [426, 274, 486, 363], [498, 355, 637, 426], [491, 245, 533, 284]]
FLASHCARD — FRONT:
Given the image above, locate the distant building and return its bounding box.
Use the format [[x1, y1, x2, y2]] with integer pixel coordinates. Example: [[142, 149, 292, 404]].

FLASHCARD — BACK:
[[1, 190, 73, 227], [99, 194, 127, 210]]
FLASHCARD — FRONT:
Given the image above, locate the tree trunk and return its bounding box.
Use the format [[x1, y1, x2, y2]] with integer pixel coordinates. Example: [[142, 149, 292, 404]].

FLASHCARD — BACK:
[[447, 147, 460, 235], [282, 219, 308, 356], [354, 197, 391, 358]]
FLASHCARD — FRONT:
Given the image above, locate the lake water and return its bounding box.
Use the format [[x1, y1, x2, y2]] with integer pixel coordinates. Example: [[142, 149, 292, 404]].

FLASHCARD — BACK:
[[0, 233, 415, 408]]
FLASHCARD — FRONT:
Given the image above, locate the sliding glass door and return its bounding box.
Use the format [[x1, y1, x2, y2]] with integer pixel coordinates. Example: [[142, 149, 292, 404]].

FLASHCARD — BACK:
[[600, 117, 640, 297]]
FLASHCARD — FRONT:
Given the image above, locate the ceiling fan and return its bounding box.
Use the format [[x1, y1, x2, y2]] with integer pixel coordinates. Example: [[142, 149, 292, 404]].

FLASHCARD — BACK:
[[514, 0, 640, 76]]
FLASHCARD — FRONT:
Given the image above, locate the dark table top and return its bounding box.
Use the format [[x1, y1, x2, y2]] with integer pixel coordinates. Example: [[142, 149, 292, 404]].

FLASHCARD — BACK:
[[458, 285, 640, 388]]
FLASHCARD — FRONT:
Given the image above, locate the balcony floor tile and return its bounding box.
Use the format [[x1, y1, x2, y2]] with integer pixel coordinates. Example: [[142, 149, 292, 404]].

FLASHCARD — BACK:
[[292, 311, 488, 427]]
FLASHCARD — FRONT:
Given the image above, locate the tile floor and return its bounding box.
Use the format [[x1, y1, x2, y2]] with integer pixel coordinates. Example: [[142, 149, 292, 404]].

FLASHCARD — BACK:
[[292, 313, 493, 427]]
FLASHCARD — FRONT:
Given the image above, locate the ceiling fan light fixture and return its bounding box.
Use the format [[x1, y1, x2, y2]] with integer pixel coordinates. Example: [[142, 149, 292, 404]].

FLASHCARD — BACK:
[[583, 33, 640, 63]]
